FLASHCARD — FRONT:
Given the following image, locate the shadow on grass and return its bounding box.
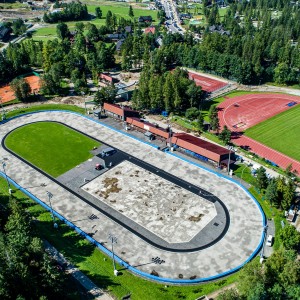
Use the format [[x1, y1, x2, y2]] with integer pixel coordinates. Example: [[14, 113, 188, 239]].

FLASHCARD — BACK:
[[35, 220, 95, 265]]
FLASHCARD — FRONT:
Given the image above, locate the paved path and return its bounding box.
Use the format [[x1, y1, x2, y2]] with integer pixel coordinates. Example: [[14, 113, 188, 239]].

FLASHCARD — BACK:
[[44, 241, 113, 300], [0, 111, 264, 281]]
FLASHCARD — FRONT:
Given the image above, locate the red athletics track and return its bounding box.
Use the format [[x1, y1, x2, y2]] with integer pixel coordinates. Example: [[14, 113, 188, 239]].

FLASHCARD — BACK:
[[218, 93, 300, 173], [188, 71, 228, 93]]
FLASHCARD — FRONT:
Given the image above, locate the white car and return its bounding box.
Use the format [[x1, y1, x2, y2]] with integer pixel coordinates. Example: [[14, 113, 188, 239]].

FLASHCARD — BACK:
[[266, 235, 273, 247]]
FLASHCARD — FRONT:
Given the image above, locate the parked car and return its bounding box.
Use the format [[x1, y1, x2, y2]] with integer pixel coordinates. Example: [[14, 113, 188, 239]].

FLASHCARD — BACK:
[[266, 235, 273, 247]]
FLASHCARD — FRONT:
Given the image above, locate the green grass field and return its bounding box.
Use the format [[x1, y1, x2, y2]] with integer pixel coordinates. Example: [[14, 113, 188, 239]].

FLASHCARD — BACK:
[[245, 104, 300, 162], [32, 3, 157, 41], [5, 122, 100, 177]]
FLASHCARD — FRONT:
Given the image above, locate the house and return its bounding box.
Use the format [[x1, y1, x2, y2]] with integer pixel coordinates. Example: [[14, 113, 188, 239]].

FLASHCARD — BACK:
[[124, 26, 132, 34], [144, 26, 156, 34], [209, 25, 230, 36], [155, 36, 163, 47], [0, 26, 12, 42], [106, 33, 125, 42], [99, 73, 114, 84], [138, 16, 153, 23], [116, 39, 124, 52], [179, 13, 192, 19]]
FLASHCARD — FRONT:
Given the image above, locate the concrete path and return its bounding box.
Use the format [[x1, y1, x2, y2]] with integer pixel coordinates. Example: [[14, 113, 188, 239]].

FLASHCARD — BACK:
[[0, 111, 264, 281], [44, 241, 113, 300]]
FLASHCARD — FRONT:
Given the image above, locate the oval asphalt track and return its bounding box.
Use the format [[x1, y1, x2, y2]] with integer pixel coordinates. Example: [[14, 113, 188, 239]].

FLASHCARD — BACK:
[[3, 121, 230, 252], [0, 111, 265, 281]]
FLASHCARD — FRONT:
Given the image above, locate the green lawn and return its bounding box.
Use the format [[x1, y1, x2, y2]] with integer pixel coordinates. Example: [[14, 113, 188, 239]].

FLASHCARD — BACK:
[[32, 2, 157, 40], [5, 104, 85, 119], [245, 104, 300, 162], [5, 122, 100, 177]]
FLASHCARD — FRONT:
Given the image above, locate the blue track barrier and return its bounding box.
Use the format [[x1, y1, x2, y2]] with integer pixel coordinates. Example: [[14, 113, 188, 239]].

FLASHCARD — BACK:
[[0, 110, 267, 284]]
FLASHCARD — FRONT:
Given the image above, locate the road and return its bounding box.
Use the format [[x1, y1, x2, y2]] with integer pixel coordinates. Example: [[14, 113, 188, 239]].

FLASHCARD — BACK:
[[1, 23, 43, 52], [161, 0, 185, 34]]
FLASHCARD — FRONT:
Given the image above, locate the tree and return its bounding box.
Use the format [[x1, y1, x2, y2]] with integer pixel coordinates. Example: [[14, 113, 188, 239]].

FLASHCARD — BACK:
[[237, 259, 266, 298], [95, 7, 102, 19], [185, 107, 199, 119], [11, 19, 26, 36], [279, 224, 300, 250], [255, 167, 268, 190], [56, 23, 69, 40], [216, 288, 240, 300], [186, 83, 202, 108], [129, 5, 134, 18], [282, 180, 295, 211], [10, 78, 31, 101], [285, 163, 293, 177], [94, 84, 117, 105], [208, 105, 219, 131], [75, 22, 85, 33], [265, 179, 278, 206], [0, 198, 64, 299], [197, 112, 204, 132], [219, 125, 231, 145]]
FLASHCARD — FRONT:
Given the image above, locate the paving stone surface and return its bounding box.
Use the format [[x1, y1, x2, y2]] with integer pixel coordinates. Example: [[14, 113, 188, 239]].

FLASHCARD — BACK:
[[0, 112, 264, 280]]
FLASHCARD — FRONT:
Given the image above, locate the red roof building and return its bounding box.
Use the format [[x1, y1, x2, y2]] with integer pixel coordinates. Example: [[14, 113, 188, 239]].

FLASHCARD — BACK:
[[171, 133, 231, 165], [103, 103, 140, 121], [145, 26, 156, 35], [126, 117, 170, 139], [99, 73, 113, 84]]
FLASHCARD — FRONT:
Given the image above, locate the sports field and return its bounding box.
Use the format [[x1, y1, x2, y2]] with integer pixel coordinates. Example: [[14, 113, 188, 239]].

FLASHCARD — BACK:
[[5, 122, 100, 177], [245, 104, 300, 162], [0, 75, 41, 103]]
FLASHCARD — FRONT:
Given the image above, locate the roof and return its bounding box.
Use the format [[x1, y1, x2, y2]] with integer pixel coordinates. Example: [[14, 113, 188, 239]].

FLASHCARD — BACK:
[[172, 133, 230, 155], [116, 39, 124, 51], [126, 117, 170, 139], [145, 26, 156, 34], [138, 16, 153, 22], [103, 103, 139, 117], [125, 26, 132, 33], [0, 26, 11, 39], [99, 74, 113, 82], [107, 33, 125, 40]]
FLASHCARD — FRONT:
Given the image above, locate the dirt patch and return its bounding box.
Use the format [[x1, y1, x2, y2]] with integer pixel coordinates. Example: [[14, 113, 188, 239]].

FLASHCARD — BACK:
[[189, 213, 204, 222], [100, 177, 121, 199]]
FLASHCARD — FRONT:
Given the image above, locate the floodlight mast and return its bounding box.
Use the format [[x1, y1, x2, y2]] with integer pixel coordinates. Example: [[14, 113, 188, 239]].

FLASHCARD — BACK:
[[108, 233, 118, 276]]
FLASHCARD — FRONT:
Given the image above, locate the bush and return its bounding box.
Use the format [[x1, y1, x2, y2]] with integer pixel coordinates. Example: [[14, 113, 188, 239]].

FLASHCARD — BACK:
[[185, 107, 199, 120]]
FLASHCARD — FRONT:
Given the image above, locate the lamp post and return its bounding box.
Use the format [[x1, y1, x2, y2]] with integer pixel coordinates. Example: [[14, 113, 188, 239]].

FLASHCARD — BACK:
[[108, 233, 118, 276], [46, 191, 57, 227], [227, 145, 234, 175], [260, 225, 268, 264], [1, 160, 11, 194], [240, 165, 247, 183], [81, 92, 87, 114]]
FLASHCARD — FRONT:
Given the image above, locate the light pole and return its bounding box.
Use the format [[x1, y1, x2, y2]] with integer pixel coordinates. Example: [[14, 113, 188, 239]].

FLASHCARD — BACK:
[[46, 191, 57, 228], [240, 165, 247, 183], [227, 145, 234, 175], [81, 92, 87, 114], [1, 160, 12, 194], [108, 233, 118, 276], [260, 225, 268, 264]]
